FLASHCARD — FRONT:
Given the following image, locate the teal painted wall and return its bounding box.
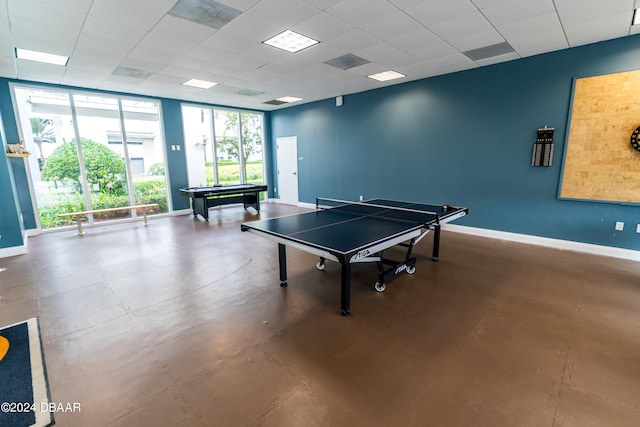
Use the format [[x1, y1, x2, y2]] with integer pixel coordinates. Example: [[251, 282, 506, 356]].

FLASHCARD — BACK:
[[161, 99, 190, 211], [2, 35, 640, 252], [0, 92, 25, 250], [269, 35, 640, 251]]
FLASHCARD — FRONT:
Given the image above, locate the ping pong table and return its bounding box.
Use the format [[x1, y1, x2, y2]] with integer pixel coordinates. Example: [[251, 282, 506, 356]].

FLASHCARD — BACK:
[[241, 198, 468, 316]]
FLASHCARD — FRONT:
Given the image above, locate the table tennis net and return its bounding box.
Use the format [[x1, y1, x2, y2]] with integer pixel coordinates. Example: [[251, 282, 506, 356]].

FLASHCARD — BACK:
[[316, 198, 440, 225]]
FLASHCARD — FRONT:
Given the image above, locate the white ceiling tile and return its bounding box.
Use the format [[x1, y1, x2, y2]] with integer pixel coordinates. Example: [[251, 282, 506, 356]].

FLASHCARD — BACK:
[[292, 11, 352, 42], [146, 72, 188, 84], [119, 56, 169, 73], [10, 17, 79, 56], [81, 15, 149, 43], [427, 52, 477, 71], [553, 0, 592, 8], [300, 0, 342, 10], [66, 57, 116, 74], [60, 70, 109, 87], [201, 31, 257, 53], [388, 0, 428, 9], [406, 0, 478, 27], [395, 61, 441, 80], [0, 56, 17, 78], [151, 15, 218, 43], [242, 43, 291, 62], [326, 0, 398, 27], [0, 15, 13, 56], [429, 11, 496, 41], [76, 33, 137, 57], [8, 0, 85, 32], [480, 0, 556, 27], [564, 12, 633, 46], [139, 32, 198, 57], [354, 43, 420, 68], [217, 0, 262, 12], [72, 45, 126, 66], [497, 11, 564, 40], [511, 36, 569, 57], [557, 0, 634, 26], [448, 28, 505, 52], [32, 0, 94, 14], [319, 29, 380, 56], [396, 37, 459, 61], [89, 0, 164, 30], [246, 0, 320, 27], [360, 11, 424, 41], [223, 54, 268, 70], [185, 45, 236, 63], [128, 0, 178, 13], [388, 29, 444, 52], [16, 61, 66, 82], [470, 0, 510, 8], [219, 13, 281, 43]]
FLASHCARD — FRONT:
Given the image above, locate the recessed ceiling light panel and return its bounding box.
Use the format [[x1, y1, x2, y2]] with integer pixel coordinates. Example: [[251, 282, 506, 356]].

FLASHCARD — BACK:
[[182, 79, 217, 89], [263, 30, 319, 53], [276, 96, 302, 103], [367, 70, 405, 82], [15, 48, 68, 66]]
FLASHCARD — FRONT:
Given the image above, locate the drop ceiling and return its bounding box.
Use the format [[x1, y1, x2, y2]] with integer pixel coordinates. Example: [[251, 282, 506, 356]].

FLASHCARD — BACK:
[[0, 0, 638, 111]]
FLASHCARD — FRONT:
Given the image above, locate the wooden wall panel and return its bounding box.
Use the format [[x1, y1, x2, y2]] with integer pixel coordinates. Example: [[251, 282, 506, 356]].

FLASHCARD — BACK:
[[561, 70, 640, 203]]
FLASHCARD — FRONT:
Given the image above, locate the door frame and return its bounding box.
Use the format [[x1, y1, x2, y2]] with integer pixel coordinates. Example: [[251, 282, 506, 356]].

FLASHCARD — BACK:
[[276, 136, 299, 205]]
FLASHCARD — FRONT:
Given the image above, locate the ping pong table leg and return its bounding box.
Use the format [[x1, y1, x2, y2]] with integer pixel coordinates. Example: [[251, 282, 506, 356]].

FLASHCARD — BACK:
[[432, 223, 441, 261], [340, 263, 351, 316], [278, 243, 288, 287]]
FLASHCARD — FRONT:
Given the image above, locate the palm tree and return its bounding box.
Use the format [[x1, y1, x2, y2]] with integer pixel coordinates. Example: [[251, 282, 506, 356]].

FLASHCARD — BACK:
[[30, 117, 56, 169]]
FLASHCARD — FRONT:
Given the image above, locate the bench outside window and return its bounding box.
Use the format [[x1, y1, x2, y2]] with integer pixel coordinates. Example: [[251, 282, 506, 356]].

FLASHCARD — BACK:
[[57, 204, 159, 235]]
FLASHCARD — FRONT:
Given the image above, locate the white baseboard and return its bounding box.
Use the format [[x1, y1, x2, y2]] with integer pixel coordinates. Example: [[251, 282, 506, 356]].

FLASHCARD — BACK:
[[0, 243, 27, 258], [283, 202, 640, 261], [443, 224, 640, 262], [172, 208, 192, 216]]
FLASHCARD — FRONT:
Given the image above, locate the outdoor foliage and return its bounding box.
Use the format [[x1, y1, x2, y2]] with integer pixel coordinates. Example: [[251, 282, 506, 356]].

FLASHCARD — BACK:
[[214, 111, 263, 182], [147, 162, 165, 176], [30, 117, 55, 167], [41, 138, 127, 195], [40, 178, 168, 228]]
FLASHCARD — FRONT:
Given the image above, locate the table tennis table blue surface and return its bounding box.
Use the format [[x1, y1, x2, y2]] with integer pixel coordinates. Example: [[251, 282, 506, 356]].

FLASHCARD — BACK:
[[242, 199, 459, 256], [241, 198, 468, 315]]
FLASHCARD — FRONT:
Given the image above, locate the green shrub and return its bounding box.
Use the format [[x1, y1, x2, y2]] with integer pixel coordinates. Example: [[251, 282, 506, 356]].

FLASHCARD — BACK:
[[147, 163, 165, 176], [41, 138, 127, 195]]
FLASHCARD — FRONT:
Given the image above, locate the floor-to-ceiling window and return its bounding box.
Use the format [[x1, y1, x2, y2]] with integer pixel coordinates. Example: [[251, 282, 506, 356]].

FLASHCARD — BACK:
[[182, 105, 265, 188], [12, 85, 169, 230]]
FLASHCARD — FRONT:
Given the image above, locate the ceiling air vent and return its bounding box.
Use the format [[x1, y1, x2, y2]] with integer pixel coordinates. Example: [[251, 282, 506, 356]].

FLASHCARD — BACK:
[[263, 99, 288, 105], [169, 0, 242, 30], [463, 42, 515, 61], [324, 53, 371, 70]]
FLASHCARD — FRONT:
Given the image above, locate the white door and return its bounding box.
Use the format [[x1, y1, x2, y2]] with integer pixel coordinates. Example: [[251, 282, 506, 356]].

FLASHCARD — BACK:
[[276, 136, 299, 205]]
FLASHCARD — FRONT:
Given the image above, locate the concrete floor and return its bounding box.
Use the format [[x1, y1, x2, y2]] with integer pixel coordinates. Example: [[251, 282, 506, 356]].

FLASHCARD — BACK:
[[1, 202, 639, 426]]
